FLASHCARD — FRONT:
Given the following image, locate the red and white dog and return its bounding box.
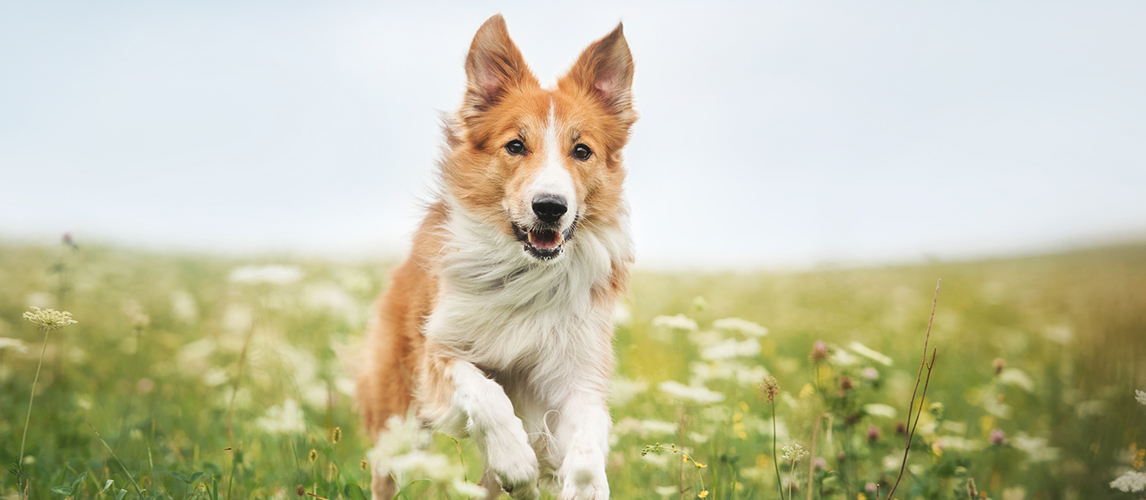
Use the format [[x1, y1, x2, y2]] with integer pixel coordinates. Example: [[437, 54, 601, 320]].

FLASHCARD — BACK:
[[355, 14, 635, 500]]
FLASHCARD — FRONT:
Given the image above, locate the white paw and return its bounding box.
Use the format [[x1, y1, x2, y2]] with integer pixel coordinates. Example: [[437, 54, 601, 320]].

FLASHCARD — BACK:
[[484, 426, 540, 500], [559, 453, 609, 500]]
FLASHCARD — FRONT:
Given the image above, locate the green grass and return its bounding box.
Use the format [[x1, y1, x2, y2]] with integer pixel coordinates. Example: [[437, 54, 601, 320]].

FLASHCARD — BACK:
[[1, 240, 1144, 499]]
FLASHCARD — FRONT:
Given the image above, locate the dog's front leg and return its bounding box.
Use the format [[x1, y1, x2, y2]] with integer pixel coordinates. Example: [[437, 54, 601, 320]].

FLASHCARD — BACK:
[[555, 392, 611, 500], [441, 360, 540, 499]]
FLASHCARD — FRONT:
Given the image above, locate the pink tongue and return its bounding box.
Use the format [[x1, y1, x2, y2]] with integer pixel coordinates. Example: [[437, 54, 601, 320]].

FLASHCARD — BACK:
[[529, 230, 560, 249]]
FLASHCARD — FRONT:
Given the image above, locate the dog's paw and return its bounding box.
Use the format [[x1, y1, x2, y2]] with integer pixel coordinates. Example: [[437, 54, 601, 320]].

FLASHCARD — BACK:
[[558, 455, 609, 500], [484, 427, 540, 500]]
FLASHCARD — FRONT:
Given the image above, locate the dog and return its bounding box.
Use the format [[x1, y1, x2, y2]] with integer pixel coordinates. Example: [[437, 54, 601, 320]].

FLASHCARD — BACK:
[[355, 14, 636, 500]]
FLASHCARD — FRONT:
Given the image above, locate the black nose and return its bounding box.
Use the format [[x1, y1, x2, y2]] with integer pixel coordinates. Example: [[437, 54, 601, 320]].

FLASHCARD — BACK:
[[532, 194, 568, 224]]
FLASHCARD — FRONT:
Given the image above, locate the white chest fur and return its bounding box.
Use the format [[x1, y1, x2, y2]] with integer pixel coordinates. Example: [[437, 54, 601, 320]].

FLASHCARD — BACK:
[[425, 204, 631, 379]]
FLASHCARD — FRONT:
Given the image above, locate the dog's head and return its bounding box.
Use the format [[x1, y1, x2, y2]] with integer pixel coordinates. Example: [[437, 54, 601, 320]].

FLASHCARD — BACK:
[[440, 15, 636, 261]]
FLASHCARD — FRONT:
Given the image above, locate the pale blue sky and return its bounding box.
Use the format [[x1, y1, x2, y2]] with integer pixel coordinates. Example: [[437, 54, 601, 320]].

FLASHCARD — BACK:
[[2, 1, 1144, 268]]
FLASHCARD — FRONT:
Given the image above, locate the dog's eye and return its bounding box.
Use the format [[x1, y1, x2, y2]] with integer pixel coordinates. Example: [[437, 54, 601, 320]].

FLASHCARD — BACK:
[[572, 143, 592, 161], [505, 140, 526, 156]]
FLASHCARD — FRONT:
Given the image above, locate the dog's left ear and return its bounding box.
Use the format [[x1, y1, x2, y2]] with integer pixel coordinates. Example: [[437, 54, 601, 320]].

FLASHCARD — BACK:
[[561, 23, 635, 118]]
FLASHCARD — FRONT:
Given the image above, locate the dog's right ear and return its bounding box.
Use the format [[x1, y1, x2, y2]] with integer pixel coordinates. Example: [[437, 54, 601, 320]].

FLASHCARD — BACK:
[[464, 14, 538, 112]]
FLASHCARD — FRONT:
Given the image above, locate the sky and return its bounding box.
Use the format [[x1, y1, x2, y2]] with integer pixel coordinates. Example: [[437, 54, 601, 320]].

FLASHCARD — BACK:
[[1, 1, 1144, 269]]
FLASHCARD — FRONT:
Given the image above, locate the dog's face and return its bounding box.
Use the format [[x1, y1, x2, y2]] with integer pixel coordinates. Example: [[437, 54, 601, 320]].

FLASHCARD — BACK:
[[441, 15, 636, 261]]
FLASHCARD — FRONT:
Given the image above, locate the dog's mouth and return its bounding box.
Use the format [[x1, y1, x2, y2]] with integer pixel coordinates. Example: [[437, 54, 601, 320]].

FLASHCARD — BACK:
[[513, 222, 576, 260]]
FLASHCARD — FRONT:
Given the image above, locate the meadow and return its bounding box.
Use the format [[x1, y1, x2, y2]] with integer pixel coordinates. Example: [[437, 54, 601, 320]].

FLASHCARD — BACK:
[[1, 239, 1144, 500]]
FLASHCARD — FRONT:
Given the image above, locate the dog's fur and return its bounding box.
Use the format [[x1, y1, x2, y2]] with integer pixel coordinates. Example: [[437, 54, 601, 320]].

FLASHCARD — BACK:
[[355, 14, 635, 500]]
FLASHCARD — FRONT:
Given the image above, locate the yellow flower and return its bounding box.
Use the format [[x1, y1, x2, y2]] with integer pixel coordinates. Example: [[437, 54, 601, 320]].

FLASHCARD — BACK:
[[332, 427, 342, 444], [816, 365, 833, 386], [694, 461, 707, 469], [799, 383, 815, 399], [308, 448, 318, 462], [698, 490, 709, 498]]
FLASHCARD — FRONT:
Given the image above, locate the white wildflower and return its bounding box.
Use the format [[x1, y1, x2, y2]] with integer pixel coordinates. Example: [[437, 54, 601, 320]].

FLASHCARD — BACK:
[[177, 338, 217, 377], [658, 380, 725, 404], [1136, 389, 1146, 406], [863, 404, 897, 419], [700, 338, 761, 360], [830, 349, 858, 366], [388, 450, 456, 481], [613, 418, 677, 437], [451, 480, 488, 499], [652, 314, 698, 332], [983, 388, 1013, 418], [202, 368, 229, 387], [228, 265, 303, 285], [0, 337, 29, 354], [998, 368, 1035, 392], [781, 443, 808, 462], [1012, 434, 1060, 462], [1002, 486, 1026, 500], [22, 306, 78, 331], [368, 412, 461, 484], [304, 283, 361, 325], [848, 342, 892, 366], [942, 421, 967, 434], [373, 413, 430, 454], [608, 377, 649, 406], [255, 399, 306, 434], [712, 318, 768, 337], [936, 436, 983, 451], [688, 329, 725, 347], [691, 361, 768, 387], [1110, 471, 1146, 493], [220, 304, 255, 337], [882, 453, 904, 471], [335, 377, 356, 396]]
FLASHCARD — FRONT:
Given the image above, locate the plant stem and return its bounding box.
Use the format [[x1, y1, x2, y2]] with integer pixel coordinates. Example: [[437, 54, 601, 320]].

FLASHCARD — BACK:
[[226, 316, 258, 446], [788, 459, 796, 500], [84, 417, 144, 498], [17, 328, 52, 491], [771, 400, 783, 500], [678, 410, 686, 500], [885, 279, 941, 500]]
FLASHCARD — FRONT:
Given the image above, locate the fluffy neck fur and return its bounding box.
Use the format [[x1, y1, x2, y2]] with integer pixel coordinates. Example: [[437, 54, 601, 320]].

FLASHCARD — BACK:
[[425, 197, 632, 378]]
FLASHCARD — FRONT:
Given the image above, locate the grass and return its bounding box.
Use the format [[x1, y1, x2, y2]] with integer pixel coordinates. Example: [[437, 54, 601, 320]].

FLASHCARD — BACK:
[[0, 240, 1144, 499]]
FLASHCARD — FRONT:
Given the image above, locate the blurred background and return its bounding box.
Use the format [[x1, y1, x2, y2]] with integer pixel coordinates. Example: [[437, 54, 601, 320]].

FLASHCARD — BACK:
[[3, 0, 1145, 268]]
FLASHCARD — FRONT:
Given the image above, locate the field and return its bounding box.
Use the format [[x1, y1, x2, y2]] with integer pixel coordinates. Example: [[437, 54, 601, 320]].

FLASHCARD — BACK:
[[1, 240, 1144, 500]]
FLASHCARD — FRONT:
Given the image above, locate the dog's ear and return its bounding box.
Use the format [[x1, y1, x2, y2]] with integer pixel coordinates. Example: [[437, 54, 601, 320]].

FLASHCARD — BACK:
[[561, 23, 635, 117], [464, 14, 538, 112]]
